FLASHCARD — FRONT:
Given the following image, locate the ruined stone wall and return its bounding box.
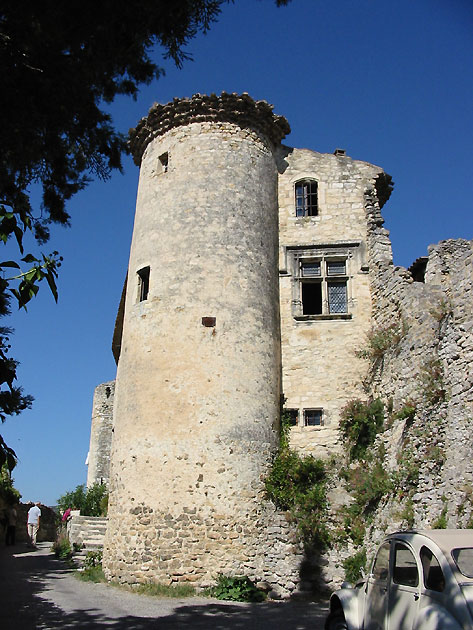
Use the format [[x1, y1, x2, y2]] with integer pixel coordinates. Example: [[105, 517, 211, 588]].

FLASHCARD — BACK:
[[86, 381, 115, 488], [355, 185, 473, 560], [103, 96, 304, 597], [278, 149, 386, 458]]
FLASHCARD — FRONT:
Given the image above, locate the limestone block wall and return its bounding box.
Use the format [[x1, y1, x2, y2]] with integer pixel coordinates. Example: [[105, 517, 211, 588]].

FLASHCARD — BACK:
[[86, 381, 115, 488], [104, 95, 304, 596], [277, 149, 388, 457]]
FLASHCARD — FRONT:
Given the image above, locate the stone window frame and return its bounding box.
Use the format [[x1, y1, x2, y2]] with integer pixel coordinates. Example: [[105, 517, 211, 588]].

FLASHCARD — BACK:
[[287, 244, 357, 321], [295, 178, 318, 217]]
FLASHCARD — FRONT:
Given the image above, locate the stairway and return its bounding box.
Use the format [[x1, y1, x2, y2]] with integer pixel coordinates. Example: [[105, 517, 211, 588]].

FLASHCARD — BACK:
[[68, 515, 108, 551]]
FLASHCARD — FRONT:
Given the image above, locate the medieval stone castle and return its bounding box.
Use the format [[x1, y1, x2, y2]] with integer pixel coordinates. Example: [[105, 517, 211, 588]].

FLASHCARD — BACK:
[[86, 93, 472, 596]]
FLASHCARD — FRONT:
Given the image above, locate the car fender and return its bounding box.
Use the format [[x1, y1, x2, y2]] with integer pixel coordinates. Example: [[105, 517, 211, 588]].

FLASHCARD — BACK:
[[328, 588, 363, 630], [413, 604, 463, 630]]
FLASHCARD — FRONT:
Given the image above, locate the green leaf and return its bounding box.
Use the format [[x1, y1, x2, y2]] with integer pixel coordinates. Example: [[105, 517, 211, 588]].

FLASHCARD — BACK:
[[0, 261, 21, 269], [21, 254, 38, 264]]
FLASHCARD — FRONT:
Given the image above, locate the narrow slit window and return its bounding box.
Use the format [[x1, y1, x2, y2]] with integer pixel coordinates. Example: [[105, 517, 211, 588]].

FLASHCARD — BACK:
[[137, 266, 150, 302], [159, 152, 168, 173]]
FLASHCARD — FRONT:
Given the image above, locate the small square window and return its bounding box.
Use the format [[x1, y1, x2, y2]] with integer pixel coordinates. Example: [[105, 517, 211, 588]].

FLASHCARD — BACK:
[[284, 409, 299, 426], [304, 409, 323, 426], [137, 266, 150, 302], [301, 261, 321, 276], [327, 260, 346, 276]]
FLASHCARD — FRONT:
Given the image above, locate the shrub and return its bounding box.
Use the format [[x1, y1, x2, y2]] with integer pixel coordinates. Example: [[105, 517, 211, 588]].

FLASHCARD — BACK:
[[419, 359, 447, 405], [265, 449, 329, 550], [52, 530, 72, 560], [84, 550, 102, 568], [339, 399, 384, 461], [357, 323, 404, 360], [343, 549, 367, 583], [210, 575, 266, 602]]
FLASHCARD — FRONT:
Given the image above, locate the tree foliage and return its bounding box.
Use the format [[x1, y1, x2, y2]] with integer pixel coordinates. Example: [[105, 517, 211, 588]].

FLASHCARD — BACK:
[[0, 0, 240, 468], [57, 483, 108, 517]]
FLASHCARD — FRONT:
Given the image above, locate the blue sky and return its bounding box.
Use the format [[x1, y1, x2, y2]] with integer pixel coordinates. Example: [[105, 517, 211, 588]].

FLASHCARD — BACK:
[[3, 0, 472, 506]]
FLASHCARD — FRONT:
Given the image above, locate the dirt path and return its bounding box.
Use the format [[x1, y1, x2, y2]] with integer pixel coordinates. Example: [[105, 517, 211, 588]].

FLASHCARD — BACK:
[[0, 542, 329, 629]]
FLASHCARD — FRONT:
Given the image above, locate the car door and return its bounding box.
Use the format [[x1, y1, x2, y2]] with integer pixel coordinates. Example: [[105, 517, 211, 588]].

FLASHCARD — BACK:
[[364, 541, 391, 630], [387, 541, 420, 630]]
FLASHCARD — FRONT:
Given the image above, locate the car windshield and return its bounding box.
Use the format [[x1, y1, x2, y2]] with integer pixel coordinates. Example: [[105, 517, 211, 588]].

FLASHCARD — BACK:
[[452, 548, 473, 578]]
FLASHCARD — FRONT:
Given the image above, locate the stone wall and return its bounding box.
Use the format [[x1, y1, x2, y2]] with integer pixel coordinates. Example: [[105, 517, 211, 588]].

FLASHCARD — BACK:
[[86, 381, 115, 487], [336, 182, 473, 569], [277, 149, 389, 458]]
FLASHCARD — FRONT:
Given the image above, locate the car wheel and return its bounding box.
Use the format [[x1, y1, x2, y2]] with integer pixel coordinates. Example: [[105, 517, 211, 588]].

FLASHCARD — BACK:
[[326, 611, 348, 630]]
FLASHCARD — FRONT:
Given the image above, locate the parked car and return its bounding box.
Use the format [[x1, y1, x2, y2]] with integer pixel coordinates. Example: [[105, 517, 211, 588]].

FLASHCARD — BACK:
[[326, 530, 473, 630]]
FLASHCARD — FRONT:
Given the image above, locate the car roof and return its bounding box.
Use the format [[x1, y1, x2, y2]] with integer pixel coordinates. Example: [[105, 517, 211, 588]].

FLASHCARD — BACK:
[[390, 529, 473, 553]]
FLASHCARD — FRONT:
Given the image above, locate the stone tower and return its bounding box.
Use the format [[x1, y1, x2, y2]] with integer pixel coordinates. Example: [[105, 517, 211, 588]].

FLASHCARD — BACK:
[[103, 93, 303, 594]]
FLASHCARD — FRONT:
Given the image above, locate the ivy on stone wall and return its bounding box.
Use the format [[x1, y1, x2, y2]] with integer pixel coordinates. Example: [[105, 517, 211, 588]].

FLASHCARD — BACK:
[[264, 412, 329, 551]]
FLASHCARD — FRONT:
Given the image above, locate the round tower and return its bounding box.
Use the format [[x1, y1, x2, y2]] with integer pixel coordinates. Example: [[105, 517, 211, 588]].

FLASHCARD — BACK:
[[103, 93, 302, 594]]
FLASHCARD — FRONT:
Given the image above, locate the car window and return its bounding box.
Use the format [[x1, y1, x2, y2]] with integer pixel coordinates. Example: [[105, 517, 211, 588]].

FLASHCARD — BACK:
[[452, 548, 473, 578], [372, 542, 390, 582], [393, 543, 419, 587], [420, 546, 445, 592]]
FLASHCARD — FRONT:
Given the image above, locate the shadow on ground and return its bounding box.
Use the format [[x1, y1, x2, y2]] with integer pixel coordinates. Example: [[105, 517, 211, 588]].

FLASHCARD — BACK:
[[0, 543, 328, 629]]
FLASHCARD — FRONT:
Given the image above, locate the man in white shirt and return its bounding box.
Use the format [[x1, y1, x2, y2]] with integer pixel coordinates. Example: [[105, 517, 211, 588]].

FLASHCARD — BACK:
[[27, 502, 41, 547]]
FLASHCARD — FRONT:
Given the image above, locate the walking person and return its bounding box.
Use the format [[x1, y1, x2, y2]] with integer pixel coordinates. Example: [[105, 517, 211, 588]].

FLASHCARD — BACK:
[[5, 503, 17, 545], [27, 502, 41, 548]]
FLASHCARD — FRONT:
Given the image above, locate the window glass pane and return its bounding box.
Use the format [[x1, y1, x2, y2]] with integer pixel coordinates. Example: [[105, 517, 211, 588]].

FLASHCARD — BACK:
[[420, 546, 445, 591], [372, 542, 390, 582], [393, 543, 419, 587], [452, 548, 473, 578], [328, 282, 347, 313], [304, 410, 322, 426], [295, 180, 318, 217], [327, 260, 346, 275], [302, 282, 322, 315], [301, 262, 321, 276]]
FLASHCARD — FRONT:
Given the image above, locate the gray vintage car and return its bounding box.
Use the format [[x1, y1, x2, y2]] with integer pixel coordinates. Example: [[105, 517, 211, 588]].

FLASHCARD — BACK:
[[326, 530, 473, 630]]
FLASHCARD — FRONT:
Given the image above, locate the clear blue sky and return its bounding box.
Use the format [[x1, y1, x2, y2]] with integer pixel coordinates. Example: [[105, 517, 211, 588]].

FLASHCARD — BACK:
[[3, 0, 472, 506]]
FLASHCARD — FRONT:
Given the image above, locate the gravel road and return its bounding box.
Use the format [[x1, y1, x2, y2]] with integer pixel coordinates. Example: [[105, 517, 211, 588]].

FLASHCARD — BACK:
[[0, 542, 329, 629]]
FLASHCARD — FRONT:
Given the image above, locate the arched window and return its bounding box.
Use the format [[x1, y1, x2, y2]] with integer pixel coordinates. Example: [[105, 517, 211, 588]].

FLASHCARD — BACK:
[[295, 179, 318, 217]]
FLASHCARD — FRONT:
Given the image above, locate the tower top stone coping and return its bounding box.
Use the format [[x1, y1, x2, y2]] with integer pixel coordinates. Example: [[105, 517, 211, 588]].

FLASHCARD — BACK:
[[128, 92, 291, 165]]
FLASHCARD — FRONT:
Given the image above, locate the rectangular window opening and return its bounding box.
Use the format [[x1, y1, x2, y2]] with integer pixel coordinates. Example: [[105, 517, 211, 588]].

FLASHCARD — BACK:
[[327, 260, 346, 276], [284, 409, 299, 426], [327, 281, 347, 314], [302, 282, 322, 315], [304, 409, 323, 426], [137, 266, 150, 302], [159, 152, 168, 173], [295, 180, 318, 217]]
